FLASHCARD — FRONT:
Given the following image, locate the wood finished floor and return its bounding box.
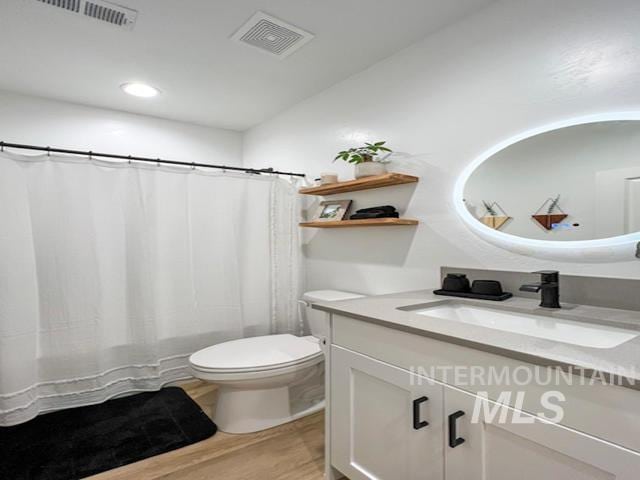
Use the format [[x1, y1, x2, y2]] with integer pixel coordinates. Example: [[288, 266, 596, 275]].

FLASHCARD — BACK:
[[87, 381, 325, 480]]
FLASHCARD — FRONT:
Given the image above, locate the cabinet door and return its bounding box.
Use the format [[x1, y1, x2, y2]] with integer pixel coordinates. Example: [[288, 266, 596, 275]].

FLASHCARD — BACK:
[[445, 385, 640, 480], [331, 346, 444, 480]]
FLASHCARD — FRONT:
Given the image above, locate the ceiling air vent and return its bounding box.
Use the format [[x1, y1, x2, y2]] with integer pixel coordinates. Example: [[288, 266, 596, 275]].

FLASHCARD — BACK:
[[35, 0, 81, 13], [33, 0, 138, 30], [231, 12, 314, 59], [84, 1, 137, 29]]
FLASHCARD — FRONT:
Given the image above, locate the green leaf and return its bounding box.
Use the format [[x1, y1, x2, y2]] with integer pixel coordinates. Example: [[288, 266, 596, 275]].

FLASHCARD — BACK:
[[334, 141, 391, 164]]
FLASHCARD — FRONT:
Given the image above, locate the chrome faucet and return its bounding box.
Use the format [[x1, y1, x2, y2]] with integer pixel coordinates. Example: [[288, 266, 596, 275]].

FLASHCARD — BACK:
[[519, 270, 561, 309]]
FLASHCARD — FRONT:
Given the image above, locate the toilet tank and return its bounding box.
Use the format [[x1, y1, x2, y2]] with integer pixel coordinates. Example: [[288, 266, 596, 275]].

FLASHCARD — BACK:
[[302, 290, 364, 339]]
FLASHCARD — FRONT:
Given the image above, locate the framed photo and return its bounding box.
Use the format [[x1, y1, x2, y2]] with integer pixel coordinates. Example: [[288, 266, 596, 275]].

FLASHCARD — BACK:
[[312, 200, 352, 222]]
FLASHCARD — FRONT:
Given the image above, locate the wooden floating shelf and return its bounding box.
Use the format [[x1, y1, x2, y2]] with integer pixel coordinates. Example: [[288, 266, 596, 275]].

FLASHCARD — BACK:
[[299, 218, 419, 228], [298, 172, 419, 196]]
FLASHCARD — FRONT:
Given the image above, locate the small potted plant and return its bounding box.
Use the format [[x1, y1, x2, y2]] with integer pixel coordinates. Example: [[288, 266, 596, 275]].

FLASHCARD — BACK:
[[334, 141, 392, 178], [532, 195, 568, 230], [480, 201, 511, 230]]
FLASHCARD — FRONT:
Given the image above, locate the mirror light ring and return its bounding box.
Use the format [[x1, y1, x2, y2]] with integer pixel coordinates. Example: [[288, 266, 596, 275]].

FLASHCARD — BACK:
[[453, 112, 640, 262]]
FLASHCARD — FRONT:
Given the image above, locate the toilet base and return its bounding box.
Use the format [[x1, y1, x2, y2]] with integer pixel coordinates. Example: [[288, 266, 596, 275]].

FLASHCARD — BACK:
[[215, 384, 324, 433], [208, 362, 325, 434]]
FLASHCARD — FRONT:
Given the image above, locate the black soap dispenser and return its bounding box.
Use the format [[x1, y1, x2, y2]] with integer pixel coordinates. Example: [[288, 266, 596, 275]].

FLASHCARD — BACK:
[[441, 273, 471, 293]]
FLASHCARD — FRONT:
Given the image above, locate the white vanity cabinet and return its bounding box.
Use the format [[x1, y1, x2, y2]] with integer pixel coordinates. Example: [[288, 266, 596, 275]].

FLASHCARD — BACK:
[[445, 386, 640, 480], [330, 345, 640, 480], [331, 345, 444, 480]]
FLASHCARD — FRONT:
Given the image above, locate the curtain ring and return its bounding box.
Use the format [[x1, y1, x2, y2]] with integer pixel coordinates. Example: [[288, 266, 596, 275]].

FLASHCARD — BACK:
[[157, 158, 161, 167], [1, 142, 4, 152], [46, 146, 51, 157], [88, 151, 93, 160], [191, 162, 195, 170], [128, 155, 132, 165]]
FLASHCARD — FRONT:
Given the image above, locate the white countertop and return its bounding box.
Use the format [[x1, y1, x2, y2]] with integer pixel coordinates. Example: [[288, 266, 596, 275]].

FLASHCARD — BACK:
[[314, 289, 640, 390]]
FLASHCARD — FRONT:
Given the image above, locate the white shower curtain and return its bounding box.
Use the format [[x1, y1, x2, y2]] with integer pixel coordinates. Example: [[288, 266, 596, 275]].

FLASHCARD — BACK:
[[0, 151, 302, 426]]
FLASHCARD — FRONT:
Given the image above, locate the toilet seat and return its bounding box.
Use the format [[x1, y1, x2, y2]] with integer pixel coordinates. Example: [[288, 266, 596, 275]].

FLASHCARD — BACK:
[[189, 334, 322, 375]]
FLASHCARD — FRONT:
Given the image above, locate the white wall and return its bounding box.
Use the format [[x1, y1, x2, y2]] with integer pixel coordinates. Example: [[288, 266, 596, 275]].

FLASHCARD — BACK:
[[243, 0, 640, 295], [0, 91, 242, 165], [464, 121, 640, 241]]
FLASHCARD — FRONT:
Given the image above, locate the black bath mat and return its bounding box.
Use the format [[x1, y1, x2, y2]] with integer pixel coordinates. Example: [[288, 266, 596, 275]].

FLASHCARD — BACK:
[[0, 387, 217, 480]]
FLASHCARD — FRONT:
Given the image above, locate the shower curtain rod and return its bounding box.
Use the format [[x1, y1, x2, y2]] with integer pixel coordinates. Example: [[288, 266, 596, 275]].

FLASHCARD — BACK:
[[0, 141, 307, 177]]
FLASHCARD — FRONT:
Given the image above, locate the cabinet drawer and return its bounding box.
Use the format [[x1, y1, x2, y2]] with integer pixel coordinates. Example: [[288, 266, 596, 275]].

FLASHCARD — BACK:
[[331, 313, 640, 453]]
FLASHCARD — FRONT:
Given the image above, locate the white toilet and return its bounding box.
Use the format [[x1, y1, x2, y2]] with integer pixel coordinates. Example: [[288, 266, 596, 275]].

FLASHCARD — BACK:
[[189, 290, 363, 434]]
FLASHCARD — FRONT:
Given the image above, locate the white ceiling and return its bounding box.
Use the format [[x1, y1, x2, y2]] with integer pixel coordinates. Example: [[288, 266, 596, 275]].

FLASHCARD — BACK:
[[0, 0, 493, 131]]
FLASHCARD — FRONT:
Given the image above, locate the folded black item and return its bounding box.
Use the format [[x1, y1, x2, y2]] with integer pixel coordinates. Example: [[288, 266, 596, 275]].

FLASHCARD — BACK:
[[350, 211, 400, 219], [355, 205, 397, 214]]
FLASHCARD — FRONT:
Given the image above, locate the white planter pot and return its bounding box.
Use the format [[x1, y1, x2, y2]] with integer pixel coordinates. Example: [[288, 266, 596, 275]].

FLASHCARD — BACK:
[[354, 162, 387, 179]]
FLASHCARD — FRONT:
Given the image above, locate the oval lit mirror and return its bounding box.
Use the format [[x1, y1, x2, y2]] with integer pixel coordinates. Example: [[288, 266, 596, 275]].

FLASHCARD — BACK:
[[455, 115, 640, 261]]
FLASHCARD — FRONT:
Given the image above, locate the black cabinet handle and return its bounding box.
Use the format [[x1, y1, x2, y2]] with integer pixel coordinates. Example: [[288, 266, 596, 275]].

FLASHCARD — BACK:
[[448, 410, 465, 448], [412, 396, 429, 429]]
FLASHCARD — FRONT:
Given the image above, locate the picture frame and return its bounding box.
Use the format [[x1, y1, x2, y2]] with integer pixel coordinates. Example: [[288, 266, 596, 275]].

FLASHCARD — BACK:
[[312, 200, 352, 222]]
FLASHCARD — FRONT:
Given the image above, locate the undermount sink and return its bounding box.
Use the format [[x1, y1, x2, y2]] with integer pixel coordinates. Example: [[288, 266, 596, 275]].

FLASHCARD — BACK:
[[412, 303, 638, 349]]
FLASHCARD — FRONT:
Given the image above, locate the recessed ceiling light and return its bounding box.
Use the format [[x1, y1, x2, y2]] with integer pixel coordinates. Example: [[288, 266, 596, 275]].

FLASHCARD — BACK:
[[120, 82, 161, 98]]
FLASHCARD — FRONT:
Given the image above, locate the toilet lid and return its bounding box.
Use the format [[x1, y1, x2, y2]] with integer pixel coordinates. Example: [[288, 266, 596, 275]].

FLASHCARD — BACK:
[[189, 334, 322, 373]]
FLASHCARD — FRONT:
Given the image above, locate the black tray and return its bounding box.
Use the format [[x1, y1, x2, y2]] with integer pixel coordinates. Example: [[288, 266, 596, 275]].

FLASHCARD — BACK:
[[433, 289, 513, 301]]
